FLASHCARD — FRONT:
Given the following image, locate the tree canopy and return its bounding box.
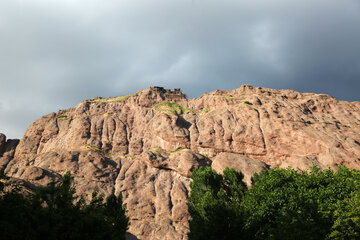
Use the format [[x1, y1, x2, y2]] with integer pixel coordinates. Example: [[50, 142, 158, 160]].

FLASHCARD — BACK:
[[0, 172, 129, 240], [188, 166, 360, 240]]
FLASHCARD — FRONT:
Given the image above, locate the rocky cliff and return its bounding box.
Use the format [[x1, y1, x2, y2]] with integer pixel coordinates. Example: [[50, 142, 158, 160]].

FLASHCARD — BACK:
[[0, 133, 19, 173], [1, 85, 360, 240]]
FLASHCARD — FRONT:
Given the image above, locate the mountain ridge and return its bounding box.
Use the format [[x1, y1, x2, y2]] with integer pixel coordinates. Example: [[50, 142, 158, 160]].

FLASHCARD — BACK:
[[1, 85, 360, 240]]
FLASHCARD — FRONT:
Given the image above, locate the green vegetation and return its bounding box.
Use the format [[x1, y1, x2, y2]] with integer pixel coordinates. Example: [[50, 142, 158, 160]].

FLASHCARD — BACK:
[[169, 147, 184, 153], [154, 101, 193, 115], [0, 173, 129, 240], [188, 166, 360, 240], [239, 100, 257, 109], [88, 93, 137, 103], [198, 109, 213, 115], [329, 193, 360, 239], [104, 112, 114, 117], [82, 144, 112, 158], [56, 115, 67, 119], [188, 167, 247, 240], [149, 146, 187, 157], [213, 94, 235, 100], [149, 146, 161, 152], [169, 147, 186, 156], [83, 144, 102, 153], [149, 146, 162, 156]]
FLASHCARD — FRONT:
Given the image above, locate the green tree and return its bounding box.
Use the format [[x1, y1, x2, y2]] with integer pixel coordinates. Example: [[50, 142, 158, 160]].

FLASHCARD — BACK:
[[242, 167, 328, 239], [328, 193, 360, 239], [187, 167, 247, 240], [0, 172, 129, 240], [0, 175, 38, 240], [187, 165, 360, 240], [242, 166, 360, 240]]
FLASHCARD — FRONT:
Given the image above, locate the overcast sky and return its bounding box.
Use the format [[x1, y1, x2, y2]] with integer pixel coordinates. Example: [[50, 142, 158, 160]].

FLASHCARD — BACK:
[[1, 0, 359, 139]]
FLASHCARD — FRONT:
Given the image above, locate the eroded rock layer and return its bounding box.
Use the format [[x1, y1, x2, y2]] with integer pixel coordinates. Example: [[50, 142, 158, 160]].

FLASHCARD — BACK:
[[2, 85, 360, 240]]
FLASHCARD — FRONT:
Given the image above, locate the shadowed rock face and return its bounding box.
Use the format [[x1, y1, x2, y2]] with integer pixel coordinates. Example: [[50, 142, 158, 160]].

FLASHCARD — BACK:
[[2, 85, 360, 239], [0, 133, 19, 172]]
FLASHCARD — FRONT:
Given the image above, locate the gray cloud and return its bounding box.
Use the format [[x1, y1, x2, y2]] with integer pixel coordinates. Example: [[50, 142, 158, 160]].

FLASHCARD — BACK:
[[0, 0, 359, 138]]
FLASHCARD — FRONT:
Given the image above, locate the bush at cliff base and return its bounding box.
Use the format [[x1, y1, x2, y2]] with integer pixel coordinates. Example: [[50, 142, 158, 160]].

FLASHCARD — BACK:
[[188, 166, 360, 240], [0, 172, 129, 240]]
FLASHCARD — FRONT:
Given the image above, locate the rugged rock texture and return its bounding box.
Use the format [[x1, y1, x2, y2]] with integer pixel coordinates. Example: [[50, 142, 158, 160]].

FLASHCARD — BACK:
[[0, 133, 19, 172], [211, 152, 269, 186], [2, 85, 360, 240]]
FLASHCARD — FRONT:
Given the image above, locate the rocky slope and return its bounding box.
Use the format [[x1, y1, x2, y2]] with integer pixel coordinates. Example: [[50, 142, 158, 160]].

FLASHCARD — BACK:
[[1, 85, 360, 240]]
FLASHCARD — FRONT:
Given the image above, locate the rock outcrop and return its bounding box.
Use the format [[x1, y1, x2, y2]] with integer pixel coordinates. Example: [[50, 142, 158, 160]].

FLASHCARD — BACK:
[[211, 152, 268, 186], [0, 133, 19, 172], [2, 85, 360, 239]]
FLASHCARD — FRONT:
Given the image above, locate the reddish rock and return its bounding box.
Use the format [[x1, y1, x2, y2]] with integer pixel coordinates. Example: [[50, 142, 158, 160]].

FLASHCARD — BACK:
[[2, 86, 360, 240], [211, 152, 269, 186], [142, 148, 210, 178], [0, 133, 5, 153], [0, 133, 19, 172]]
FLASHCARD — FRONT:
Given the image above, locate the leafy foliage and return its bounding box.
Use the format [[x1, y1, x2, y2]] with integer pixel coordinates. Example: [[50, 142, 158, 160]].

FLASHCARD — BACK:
[[188, 166, 360, 240], [187, 167, 247, 240], [0, 173, 129, 240], [329, 193, 360, 239]]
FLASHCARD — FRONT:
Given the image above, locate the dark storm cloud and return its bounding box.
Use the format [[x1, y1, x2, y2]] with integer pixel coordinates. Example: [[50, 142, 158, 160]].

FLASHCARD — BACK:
[[0, 0, 359, 138]]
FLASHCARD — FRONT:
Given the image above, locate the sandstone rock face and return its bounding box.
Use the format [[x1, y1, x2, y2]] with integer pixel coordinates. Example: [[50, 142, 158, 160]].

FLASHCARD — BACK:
[[3, 85, 360, 240], [0, 133, 19, 172], [211, 152, 269, 186], [0, 133, 6, 151]]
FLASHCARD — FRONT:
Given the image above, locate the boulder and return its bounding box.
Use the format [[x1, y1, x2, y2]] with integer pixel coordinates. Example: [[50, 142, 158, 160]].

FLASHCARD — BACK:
[[211, 152, 269, 186]]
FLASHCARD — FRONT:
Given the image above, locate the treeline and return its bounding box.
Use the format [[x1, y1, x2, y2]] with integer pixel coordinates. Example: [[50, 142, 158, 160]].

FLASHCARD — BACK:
[[2, 166, 360, 240], [187, 166, 360, 240], [0, 173, 129, 240]]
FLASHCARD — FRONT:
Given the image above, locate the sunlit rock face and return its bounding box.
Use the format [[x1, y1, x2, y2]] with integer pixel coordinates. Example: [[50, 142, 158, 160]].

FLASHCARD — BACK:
[[3, 85, 360, 239]]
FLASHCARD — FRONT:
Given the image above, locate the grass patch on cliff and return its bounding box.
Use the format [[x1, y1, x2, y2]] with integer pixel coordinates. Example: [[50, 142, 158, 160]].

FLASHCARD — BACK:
[[169, 147, 186, 157], [154, 101, 193, 115], [149, 146, 161, 152], [149, 146, 187, 157], [88, 92, 138, 103], [213, 94, 235, 100], [82, 144, 113, 158], [103, 112, 114, 117], [83, 144, 102, 153], [56, 115, 68, 119], [239, 100, 257, 109], [149, 146, 163, 156], [169, 147, 185, 153], [198, 109, 213, 115]]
